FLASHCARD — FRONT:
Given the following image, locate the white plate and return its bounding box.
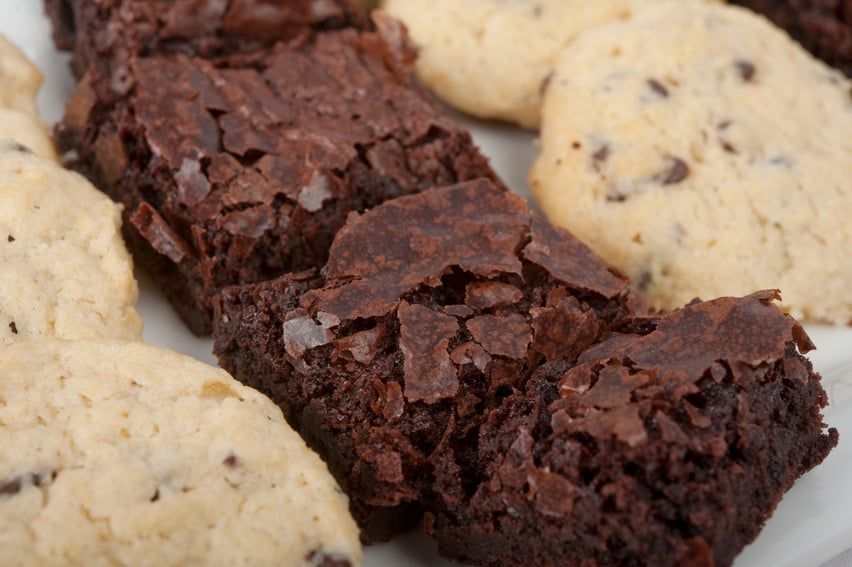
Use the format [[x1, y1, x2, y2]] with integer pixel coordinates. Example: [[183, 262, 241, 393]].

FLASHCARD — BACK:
[[4, 3, 851, 566]]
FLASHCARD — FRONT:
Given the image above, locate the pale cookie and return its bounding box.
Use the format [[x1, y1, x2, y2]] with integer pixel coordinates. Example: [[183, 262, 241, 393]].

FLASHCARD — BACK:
[[530, 3, 852, 325], [0, 339, 363, 567], [0, 36, 56, 160], [0, 144, 142, 346], [0, 34, 43, 117], [381, 0, 718, 128], [0, 107, 57, 161]]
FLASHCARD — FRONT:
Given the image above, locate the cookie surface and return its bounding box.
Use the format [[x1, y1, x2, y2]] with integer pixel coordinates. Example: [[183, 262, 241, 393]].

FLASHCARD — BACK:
[[0, 339, 362, 567], [732, 0, 852, 77], [0, 34, 43, 117], [530, 3, 852, 324], [0, 145, 142, 346], [381, 0, 717, 127]]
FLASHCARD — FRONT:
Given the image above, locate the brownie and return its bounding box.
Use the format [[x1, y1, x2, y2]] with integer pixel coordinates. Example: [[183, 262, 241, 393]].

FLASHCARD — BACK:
[[53, 8, 502, 335], [732, 0, 852, 76], [425, 290, 838, 566], [213, 178, 651, 541], [213, 179, 837, 561], [45, 0, 368, 79]]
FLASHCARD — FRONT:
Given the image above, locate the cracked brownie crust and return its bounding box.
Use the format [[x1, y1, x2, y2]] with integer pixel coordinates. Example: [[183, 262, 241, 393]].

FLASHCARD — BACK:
[[53, 8, 501, 334], [213, 180, 836, 563], [211, 179, 643, 542]]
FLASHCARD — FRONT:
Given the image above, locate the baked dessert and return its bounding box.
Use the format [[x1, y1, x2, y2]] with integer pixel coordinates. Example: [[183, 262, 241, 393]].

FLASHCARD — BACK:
[[212, 178, 647, 541], [381, 0, 719, 128], [425, 289, 838, 566], [0, 34, 45, 117], [0, 143, 142, 347], [529, 2, 852, 324], [0, 34, 57, 161], [213, 180, 837, 564], [53, 9, 501, 335], [0, 339, 362, 567], [731, 0, 852, 76], [45, 0, 367, 79]]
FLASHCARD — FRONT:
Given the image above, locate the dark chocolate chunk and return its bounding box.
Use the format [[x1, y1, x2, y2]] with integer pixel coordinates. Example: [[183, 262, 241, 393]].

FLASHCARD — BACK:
[[0, 477, 22, 497], [662, 157, 690, 185], [735, 60, 757, 81], [647, 78, 670, 97], [8, 321, 17, 334]]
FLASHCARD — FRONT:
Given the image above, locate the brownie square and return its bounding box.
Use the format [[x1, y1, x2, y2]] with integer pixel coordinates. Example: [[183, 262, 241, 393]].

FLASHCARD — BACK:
[[213, 179, 837, 561], [53, 9, 502, 334], [212, 179, 649, 541], [425, 290, 838, 566]]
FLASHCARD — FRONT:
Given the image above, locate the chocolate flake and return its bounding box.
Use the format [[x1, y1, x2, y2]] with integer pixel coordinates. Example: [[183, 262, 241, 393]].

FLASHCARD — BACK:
[[647, 78, 669, 97], [661, 157, 690, 185], [592, 144, 610, 171], [735, 60, 756, 82], [0, 477, 22, 497], [466, 314, 530, 359], [398, 302, 459, 404]]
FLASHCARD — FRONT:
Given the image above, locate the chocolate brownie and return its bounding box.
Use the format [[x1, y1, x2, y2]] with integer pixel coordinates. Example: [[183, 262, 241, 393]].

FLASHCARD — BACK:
[[45, 0, 368, 79], [213, 179, 837, 561], [53, 9, 502, 335], [732, 0, 852, 76], [213, 178, 648, 541], [425, 290, 837, 566]]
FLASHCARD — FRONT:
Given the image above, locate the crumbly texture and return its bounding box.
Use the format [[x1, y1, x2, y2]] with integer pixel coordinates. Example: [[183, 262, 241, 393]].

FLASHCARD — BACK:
[[45, 0, 368, 79], [213, 179, 649, 542], [732, 0, 852, 77], [381, 0, 718, 128], [214, 180, 837, 564], [0, 144, 142, 347], [0, 339, 362, 567], [426, 290, 838, 567], [530, 2, 852, 325], [0, 34, 43, 117], [54, 11, 501, 335]]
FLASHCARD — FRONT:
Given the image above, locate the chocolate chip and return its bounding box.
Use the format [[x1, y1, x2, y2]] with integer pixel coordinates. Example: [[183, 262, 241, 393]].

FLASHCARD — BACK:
[[592, 144, 610, 163], [6, 235, 13, 242], [150, 488, 160, 502], [647, 78, 669, 97], [661, 157, 689, 185], [735, 60, 756, 82], [720, 141, 737, 154], [9, 321, 17, 334], [223, 454, 239, 468], [572, 141, 582, 150], [605, 192, 627, 203], [0, 477, 22, 496]]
